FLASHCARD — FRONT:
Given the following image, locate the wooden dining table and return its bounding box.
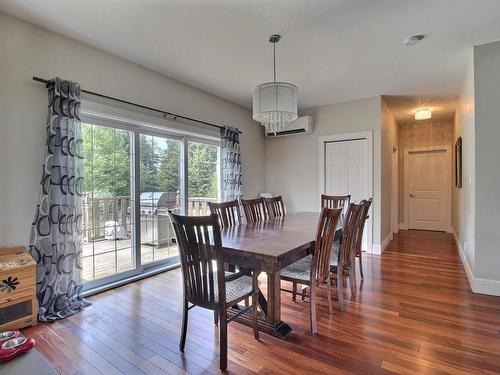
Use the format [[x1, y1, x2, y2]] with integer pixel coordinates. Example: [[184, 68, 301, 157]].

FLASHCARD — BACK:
[[220, 211, 337, 339]]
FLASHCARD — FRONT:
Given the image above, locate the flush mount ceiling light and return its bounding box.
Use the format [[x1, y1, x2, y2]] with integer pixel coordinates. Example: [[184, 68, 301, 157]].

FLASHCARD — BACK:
[[253, 34, 298, 135], [415, 108, 432, 120], [404, 34, 426, 46]]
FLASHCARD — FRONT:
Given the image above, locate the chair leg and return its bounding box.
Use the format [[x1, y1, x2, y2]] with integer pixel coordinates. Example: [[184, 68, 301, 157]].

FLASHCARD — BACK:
[[292, 282, 297, 302], [337, 272, 344, 311], [301, 286, 307, 301], [245, 297, 249, 307], [358, 254, 364, 279], [326, 277, 333, 314], [180, 299, 188, 351], [219, 308, 228, 371], [309, 283, 317, 334], [214, 311, 219, 326], [349, 261, 357, 296], [252, 293, 260, 340]]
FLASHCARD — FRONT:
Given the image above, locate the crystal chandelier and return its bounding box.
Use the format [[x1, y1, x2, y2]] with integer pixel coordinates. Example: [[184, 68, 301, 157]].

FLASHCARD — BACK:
[[253, 34, 298, 135]]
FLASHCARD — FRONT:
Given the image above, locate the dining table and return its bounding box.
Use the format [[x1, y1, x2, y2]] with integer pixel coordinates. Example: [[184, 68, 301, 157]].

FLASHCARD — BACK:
[[220, 211, 342, 339]]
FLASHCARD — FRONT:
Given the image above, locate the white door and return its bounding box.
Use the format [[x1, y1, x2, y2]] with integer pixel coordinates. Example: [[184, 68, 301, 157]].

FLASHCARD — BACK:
[[407, 148, 449, 231], [324, 139, 372, 251]]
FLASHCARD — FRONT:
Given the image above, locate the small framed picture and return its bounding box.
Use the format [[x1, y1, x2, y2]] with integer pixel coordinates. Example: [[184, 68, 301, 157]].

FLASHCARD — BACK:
[[455, 137, 462, 188]]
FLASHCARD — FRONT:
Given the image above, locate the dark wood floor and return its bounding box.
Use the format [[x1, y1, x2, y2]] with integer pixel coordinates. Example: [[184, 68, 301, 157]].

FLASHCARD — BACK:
[[23, 230, 500, 374]]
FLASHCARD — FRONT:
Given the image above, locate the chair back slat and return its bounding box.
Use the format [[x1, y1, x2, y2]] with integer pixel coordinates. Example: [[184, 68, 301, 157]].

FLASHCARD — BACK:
[[321, 194, 350, 225], [169, 212, 225, 308], [208, 200, 242, 228], [241, 197, 267, 223], [338, 202, 363, 270], [313, 207, 342, 283], [354, 198, 372, 256], [263, 196, 286, 218]]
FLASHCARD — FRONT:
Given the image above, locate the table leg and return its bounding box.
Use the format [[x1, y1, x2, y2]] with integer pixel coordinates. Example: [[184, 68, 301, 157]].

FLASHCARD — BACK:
[[226, 270, 292, 339], [266, 271, 281, 323]]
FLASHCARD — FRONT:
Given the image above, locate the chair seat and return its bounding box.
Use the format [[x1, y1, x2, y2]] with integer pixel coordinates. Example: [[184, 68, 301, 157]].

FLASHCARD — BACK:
[[281, 255, 312, 282], [330, 243, 340, 267], [214, 272, 255, 303]]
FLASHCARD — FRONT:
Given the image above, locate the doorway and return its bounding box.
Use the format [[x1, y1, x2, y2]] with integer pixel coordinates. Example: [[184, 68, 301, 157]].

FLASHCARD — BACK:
[[404, 146, 451, 232], [319, 131, 373, 252]]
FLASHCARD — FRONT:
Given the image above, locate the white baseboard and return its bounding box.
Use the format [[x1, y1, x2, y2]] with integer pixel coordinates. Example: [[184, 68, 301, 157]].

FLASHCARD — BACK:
[[451, 228, 500, 297], [399, 222, 408, 230], [371, 233, 393, 255], [452, 228, 474, 292]]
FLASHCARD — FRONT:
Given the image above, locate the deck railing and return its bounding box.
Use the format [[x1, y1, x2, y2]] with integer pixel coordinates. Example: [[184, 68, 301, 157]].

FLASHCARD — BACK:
[[81, 195, 218, 242]]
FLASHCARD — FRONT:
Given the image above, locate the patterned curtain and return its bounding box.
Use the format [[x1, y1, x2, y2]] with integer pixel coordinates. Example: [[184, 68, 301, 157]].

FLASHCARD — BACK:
[[220, 126, 242, 201], [29, 77, 90, 321]]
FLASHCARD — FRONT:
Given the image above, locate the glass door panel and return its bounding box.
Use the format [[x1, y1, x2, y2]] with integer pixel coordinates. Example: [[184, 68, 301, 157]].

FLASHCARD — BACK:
[[187, 141, 220, 216], [139, 134, 181, 265], [81, 123, 135, 283]]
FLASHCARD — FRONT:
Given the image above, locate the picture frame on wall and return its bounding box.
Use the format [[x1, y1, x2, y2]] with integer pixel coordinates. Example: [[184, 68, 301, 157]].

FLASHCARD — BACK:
[[455, 137, 462, 188]]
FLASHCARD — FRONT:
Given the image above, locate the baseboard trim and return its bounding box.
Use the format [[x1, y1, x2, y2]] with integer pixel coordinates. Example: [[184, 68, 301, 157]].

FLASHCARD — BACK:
[[451, 228, 500, 297], [451, 228, 474, 292], [399, 222, 408, 230], [371, 233, 393, 255]]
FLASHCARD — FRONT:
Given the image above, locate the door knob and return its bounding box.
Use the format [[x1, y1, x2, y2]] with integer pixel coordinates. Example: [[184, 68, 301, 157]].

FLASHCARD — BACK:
[[409, 194, 416, 198]]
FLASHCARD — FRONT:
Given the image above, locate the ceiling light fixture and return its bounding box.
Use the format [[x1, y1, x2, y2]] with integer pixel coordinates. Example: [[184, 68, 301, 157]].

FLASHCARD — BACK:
[[253, 34, 298, 135], [415, 108, 432, 120]]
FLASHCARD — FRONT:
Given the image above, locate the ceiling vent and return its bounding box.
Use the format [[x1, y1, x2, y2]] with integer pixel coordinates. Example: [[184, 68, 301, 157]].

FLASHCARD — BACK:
[[266, 116, 313, 138]]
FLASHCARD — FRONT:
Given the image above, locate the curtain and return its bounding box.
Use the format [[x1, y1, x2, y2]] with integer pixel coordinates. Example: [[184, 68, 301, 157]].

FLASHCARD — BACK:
[[220, 126, 242, 201], [29, 77, 90, 321]]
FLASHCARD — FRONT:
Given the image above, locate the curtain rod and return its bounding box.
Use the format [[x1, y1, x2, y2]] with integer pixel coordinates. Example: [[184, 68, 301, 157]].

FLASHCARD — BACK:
[[32, 76, 242, 134]]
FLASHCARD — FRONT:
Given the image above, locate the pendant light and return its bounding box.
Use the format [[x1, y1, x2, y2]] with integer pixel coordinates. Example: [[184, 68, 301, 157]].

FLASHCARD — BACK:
[[252, 34, 298, 135]]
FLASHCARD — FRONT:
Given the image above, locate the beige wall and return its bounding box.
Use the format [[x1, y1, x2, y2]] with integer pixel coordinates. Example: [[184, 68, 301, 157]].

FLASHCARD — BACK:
[[264, 96, 384, 246], [398, 117, 455, 223], [380, 98, 398, 244], [453, 56, 475, 271], [473, 40, 500, 283], [0, 13, 265, 247]]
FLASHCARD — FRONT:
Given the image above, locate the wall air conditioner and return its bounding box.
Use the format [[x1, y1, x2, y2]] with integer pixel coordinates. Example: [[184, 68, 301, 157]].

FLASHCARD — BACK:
[[265, 116, 314, 138]]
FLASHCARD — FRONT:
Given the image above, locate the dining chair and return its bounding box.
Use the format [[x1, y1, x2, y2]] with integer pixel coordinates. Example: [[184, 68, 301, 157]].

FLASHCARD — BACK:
[[169, 212, 260, 371], [263, 195, 286, 218], [241, 197, 268, 222], [329, 202, 363, 310], [321, 194, 350, 232], [279, 207, 341, 334], [354, 198, 372, 279], [208, 200, 242, 228]]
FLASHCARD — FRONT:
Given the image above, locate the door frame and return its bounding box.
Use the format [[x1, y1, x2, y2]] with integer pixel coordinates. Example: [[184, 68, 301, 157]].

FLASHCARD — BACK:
[[318, 130, 373, 252], [403, 145, 452, 232], [392, 148, 399, 234]]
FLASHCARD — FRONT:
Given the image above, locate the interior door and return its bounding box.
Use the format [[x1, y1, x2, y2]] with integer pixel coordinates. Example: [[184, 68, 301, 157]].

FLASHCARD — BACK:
[[407, 149, 448, 231], [324, 138, 371, 251]]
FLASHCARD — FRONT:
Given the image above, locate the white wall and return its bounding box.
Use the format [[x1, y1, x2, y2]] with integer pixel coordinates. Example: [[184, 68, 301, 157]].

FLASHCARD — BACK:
[[264, 96, 383, 246], [380, 98, 398, 247], [473, 40, 500, 285], [453, 55, 475, 273], [0, 13, 265, 247]]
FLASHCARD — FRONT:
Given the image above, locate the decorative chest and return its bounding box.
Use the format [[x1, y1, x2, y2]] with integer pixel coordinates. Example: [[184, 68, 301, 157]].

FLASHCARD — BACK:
[[0, 247, 37, 331]]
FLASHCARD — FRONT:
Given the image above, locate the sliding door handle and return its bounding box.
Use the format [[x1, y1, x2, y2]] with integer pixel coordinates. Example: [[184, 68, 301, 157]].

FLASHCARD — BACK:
[[409, 194, 416, 198]]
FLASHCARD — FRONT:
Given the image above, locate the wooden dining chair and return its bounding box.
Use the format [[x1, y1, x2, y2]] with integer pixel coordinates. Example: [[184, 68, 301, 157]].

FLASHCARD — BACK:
[[321, 194, 351, 210], [329, 202, 363, 310], [208, 200, 242, 228], [354, 198, 372, 279], [280, 207, 341, 334], [169, 212, 260, 371], [241, 197, 267, 223], [263, 196, 286, 218]]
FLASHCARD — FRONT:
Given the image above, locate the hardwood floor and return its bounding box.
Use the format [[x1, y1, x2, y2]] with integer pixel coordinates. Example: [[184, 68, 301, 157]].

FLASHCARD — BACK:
[[23, 230, 500, 374]]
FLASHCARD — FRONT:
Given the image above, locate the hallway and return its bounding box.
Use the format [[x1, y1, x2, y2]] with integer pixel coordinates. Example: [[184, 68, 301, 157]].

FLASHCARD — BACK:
[[24, 230, 500, 374]]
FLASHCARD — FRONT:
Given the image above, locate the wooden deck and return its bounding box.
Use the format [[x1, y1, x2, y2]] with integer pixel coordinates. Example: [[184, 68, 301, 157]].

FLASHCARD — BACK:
[[24, 230, 500, 374], [82, 240, 178, 281]]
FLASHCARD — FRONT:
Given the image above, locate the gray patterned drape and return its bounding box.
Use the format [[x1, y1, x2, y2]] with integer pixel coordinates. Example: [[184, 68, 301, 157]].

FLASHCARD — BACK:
[[29, 77, 90, 321], [220, 126, 242, 201]]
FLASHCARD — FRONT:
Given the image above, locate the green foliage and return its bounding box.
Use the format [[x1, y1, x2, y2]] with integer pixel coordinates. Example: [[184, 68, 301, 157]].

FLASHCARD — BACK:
[[82, 123, 218, 199]]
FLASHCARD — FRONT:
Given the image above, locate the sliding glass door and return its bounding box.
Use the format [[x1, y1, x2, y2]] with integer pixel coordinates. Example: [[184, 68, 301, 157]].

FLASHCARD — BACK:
[[80, 119, 220, 290]]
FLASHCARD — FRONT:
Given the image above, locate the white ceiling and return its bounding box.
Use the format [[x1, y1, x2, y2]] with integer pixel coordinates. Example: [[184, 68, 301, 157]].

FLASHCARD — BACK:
[[383, 95, 458, 122], [2, 0, 500, 111]]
